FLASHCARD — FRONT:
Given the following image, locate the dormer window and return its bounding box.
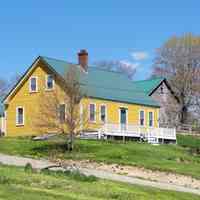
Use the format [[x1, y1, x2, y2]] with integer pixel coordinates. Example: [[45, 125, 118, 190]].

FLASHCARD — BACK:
[[29, 77, 38, 92], [46, 75, 54, 90]]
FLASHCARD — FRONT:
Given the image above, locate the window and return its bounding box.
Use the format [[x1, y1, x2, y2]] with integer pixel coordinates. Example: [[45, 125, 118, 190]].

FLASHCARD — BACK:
[[140, 110, 145, 126], [89, 104, 96, 122], [160, 86, 164, 94], [149, 112, 153, 127], [100, 105, 106, 123], [16, 107, 24, 126], [46, 75, 54, 90], [29, 77, 37, 92], [59, 104, 66, 123]]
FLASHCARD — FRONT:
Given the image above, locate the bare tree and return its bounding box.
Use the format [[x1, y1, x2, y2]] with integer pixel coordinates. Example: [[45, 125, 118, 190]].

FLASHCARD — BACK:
[[0, 73, 21, 98], [0, 78, 8, 97], [94, 60, 136, 79], [8, 73, 21, 90], [152, 33, 200, 125], [33, 66, 89, 151]]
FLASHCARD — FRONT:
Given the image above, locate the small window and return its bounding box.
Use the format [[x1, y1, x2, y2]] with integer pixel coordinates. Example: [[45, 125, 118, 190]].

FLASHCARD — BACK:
[[16, 107, 24, 126], [59, 104, 65, 123], [149, 112, 153, 127], [46, 75, 54, 90], [100, 105, 106, 123], [160, 86, 164, 94], [140, 110, 145, 126], [30, 77, 37, 92], [89, 104, 96, 122]]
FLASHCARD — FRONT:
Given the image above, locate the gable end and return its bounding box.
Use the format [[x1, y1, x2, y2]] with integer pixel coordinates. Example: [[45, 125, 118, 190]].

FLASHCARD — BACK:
[[149, 79, 179, 103], [3, 56, 53, 104]]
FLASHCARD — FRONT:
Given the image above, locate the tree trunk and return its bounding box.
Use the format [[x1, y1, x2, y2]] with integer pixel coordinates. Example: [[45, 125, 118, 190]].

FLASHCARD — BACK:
[[180, 106, 188, 124], [67, 132, 74, 151]]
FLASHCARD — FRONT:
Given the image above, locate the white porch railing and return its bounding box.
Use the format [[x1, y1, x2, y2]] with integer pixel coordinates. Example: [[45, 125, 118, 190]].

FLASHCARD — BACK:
[[100, 123, 176, 141]]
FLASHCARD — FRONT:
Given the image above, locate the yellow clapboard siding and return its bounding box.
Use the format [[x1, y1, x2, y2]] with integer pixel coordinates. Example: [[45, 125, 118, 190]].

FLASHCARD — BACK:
[[5, 61, 159, 137], [82, 98, 159, 130]]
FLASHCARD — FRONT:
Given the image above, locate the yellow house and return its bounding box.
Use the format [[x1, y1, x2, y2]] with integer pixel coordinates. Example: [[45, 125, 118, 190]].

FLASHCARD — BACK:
[[2, 50, 174, 142]]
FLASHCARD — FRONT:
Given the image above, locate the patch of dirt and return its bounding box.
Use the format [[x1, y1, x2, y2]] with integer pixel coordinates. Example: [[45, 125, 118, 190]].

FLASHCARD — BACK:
[[59, 159, 200, 190], [190, 148, 200, 156]]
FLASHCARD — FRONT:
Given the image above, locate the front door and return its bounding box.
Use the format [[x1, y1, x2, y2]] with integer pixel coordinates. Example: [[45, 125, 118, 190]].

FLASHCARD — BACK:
[[120, 108, 127, 130]]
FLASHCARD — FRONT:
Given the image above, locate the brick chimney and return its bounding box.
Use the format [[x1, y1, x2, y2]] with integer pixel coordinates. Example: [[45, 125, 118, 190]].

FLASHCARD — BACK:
[[78, 49, 88, 71]]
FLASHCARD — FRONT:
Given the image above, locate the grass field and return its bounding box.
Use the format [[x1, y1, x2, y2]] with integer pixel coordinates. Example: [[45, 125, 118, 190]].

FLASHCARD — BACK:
[[0, 164, 199, 200], [0, 135, 200, 179]]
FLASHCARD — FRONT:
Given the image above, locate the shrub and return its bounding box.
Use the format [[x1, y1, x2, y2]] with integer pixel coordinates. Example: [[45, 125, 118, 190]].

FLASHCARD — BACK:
[[67, 170, 98, 182], [41, 168, 98, 182], [0, 175, 10, 185], [24, 163, 33, 173]]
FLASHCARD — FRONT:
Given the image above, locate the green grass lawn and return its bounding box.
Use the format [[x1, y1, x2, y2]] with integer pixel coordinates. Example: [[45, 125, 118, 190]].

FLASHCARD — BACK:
[[0, 135, 200, 179], [0, 164, 199, 200]]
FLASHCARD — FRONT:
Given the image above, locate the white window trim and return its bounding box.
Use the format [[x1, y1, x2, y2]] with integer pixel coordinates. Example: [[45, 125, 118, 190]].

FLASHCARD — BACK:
[[45, 75, 55, 91], [16, 106, 25, 126], [139, 110, 145, 127], [89, 103, 96, 123], [118, 107, 128, 125], [99, 104, 107, 123], [29, 76, 38, 93], [148, 111, 154, 127]]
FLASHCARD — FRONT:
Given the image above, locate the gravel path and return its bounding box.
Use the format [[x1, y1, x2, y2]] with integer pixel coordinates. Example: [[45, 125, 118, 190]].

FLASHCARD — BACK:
[[0, 153, 199, 196], [61, 160, 200, 190]]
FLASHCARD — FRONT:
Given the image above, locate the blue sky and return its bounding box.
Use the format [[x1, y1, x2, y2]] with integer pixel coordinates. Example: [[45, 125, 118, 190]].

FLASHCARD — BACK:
[[0, 0, 199, 80]]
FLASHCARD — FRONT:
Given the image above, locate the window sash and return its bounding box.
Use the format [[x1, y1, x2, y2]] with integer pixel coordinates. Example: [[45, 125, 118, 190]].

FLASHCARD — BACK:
[[59, 104, 66, 123], [100, 105, 106, 123], [149, 112, 153, 127], [30, 77, 37, 92], [46, 75, 54, 89], [89, 104, 95, 122], [16, 107, 24, 125], [140, 111, 144, 126]]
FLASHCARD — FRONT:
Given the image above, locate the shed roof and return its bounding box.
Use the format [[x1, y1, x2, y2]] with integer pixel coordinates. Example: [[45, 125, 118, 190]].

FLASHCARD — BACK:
[[131, 77, 165, 95]]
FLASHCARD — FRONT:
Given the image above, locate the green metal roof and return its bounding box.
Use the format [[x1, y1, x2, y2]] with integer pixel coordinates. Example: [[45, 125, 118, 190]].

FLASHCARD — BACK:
[[81, 85, 159, 107], [41, 56, 160, 107], [131, 77, 165, 95]]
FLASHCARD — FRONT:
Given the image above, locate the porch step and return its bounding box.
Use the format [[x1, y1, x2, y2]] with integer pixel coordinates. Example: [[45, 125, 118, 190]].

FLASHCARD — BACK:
[[80, 132, 100, 140], [147, 136, 159, 144]]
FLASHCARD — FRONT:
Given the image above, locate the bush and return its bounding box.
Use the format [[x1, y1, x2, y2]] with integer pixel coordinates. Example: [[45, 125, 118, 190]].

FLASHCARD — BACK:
[[66, 170, 98, 182], [24, 163, 34, 173], [0, 175, 10, 185], [41, 168, 98, 182], [177, 135, 200, 148]]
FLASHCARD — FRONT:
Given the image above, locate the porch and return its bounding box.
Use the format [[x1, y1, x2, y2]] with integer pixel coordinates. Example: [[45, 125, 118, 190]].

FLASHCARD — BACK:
[[81, 123, 177, 144]]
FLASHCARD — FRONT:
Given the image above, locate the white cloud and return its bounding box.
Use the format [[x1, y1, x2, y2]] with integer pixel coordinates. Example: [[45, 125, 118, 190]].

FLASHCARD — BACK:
[[119, 60, 140, 70], [118, 60, 139, 79], [131, 51, 149, 61]]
